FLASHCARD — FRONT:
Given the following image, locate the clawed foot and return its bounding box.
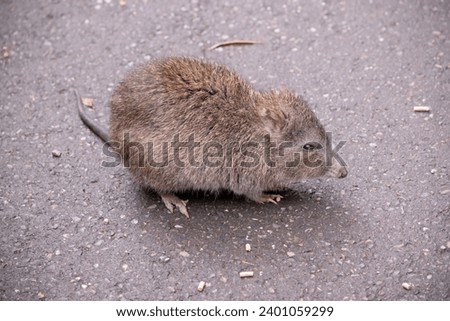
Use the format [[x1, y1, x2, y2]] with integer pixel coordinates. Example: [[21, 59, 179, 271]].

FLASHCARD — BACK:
[[160, 193, 190, 218], [254, 194, 284, 204]]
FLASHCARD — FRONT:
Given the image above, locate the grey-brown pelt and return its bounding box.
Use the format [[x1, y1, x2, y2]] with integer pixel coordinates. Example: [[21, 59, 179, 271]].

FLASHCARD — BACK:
[[81, 57, 347, 217]]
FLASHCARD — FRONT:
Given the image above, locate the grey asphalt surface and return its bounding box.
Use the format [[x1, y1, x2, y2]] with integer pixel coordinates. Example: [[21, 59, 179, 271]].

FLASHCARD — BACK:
[[1, 0, 449, 301]]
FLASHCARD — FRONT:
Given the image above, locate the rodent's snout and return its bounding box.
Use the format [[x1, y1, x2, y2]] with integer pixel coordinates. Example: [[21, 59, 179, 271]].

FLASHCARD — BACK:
[[336, 166, 348, 179]]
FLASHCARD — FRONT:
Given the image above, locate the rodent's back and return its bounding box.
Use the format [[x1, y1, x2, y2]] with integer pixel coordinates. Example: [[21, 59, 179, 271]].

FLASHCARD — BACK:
[[109, 57, 259, 144]]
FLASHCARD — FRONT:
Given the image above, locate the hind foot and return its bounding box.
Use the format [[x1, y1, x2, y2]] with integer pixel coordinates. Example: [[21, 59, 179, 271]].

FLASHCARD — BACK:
[[254, 194, 283, 204], [160, 193, 190, 218]]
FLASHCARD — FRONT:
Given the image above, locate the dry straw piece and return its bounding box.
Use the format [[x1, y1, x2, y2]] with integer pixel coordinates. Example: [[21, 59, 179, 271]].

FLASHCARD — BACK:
[[209, 40, 261, 50], [413, 106, 431, 112], [239, 271, 254, 278]]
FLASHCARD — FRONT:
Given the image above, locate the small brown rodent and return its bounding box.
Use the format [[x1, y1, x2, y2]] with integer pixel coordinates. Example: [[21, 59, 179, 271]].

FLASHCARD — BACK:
[[76, 57, 347, 217]]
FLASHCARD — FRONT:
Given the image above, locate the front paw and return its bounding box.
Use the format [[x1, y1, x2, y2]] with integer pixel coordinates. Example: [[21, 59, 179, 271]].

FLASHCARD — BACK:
[[160, 193, 190, 218]]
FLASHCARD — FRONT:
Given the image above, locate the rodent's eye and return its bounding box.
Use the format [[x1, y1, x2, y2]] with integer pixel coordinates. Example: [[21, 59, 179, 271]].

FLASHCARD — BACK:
[[303, 144, 315, 151], [303, 143, 322, 151]]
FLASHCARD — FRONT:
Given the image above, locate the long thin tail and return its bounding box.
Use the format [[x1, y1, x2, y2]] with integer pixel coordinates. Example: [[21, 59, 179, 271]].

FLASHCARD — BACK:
[[74, 89, 109, 142]]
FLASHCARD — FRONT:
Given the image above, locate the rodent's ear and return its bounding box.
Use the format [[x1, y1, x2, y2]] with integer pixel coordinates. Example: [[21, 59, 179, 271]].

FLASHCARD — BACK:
[[258, 105, 287, 134]]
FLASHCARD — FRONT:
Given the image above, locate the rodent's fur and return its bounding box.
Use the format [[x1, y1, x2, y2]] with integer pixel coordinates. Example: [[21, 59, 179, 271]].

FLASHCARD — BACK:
[[77, 57, 347, 217]]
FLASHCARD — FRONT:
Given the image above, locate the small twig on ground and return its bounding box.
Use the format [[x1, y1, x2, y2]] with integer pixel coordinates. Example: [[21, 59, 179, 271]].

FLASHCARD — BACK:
[[208, 40, 261, 50]]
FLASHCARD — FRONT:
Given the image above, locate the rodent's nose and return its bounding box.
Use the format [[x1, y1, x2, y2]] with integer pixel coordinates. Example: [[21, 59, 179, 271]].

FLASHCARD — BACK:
[[337, 166, 348, 178]]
